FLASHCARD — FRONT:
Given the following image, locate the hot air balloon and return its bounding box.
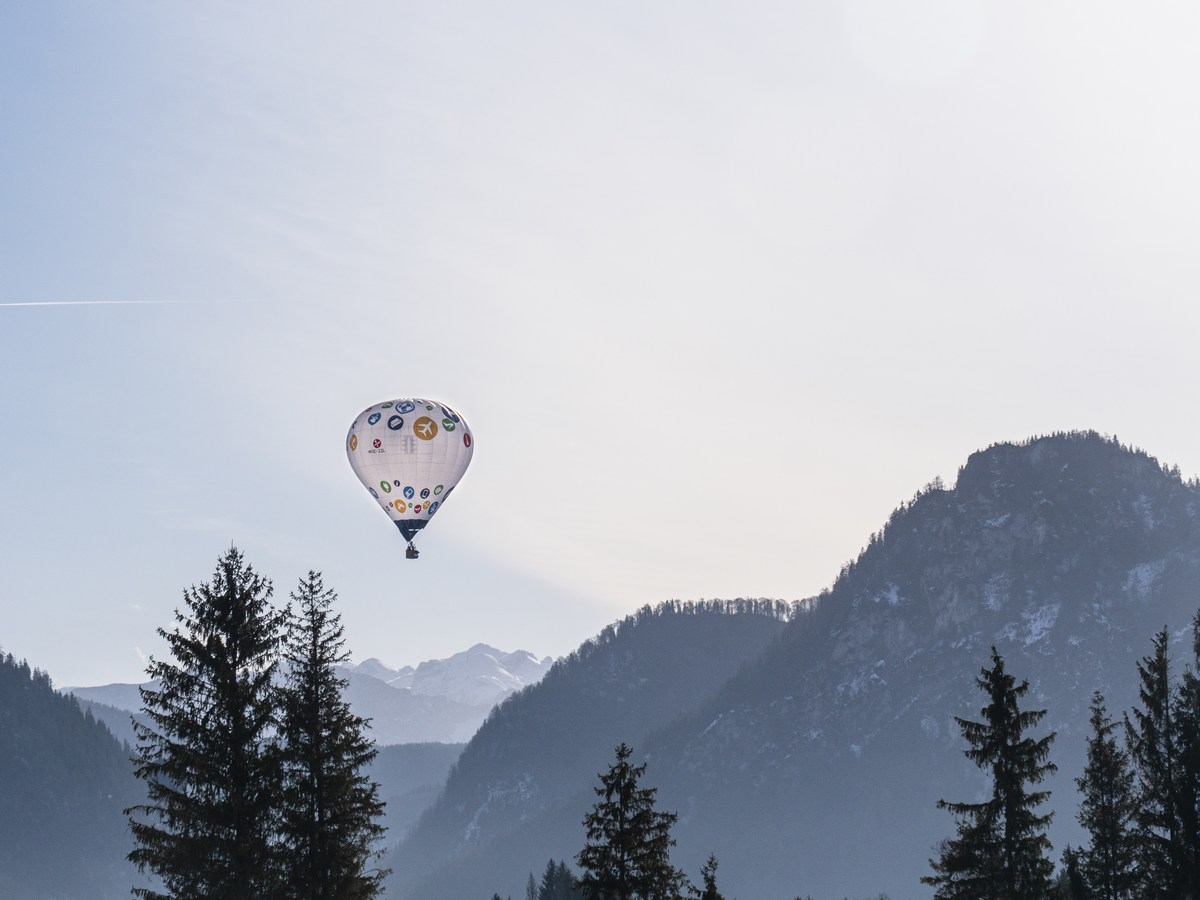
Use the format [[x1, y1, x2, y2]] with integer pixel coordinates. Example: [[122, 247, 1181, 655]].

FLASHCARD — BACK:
[[346, 398, 474, 558]]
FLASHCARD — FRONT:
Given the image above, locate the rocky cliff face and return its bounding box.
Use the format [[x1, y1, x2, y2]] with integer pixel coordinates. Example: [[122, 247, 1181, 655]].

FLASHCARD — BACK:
[[388, 433, 1200, 900]]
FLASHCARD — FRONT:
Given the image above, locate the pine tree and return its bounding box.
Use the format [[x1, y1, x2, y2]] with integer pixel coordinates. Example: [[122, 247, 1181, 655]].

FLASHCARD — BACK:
[[278, 571, 388, 899], [1075, 691, 1137, 899], [1174, 611, 1200, 899], [527, 870, 539, 900], [576, 743, 689, 900], [1124, 627, 1183, 897], [554, 860, 579, 900], [127, 547, 287, 900], [539, 859, 560, 900], [1054, 846, 1086, 899], [923, 647, 1057, 899], [690, 854, 724, 900]]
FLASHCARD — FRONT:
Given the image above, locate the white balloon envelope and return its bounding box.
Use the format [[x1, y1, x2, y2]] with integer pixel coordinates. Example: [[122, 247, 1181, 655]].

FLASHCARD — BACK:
[[346, 398, 474, 549]]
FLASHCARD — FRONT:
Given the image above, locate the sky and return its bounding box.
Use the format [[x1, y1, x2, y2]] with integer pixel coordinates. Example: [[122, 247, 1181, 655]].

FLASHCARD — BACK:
[[3, 2, 1200, 687]]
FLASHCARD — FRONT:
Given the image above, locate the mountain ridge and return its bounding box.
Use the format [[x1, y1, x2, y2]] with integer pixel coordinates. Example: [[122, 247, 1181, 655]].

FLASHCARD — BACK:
[[389, 431, 1200, 900], [67, 642, 553, 746]]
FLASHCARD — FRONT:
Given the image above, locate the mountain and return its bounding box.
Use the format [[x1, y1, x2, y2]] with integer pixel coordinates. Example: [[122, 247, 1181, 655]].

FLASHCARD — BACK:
[[386, 599, 795, 899], [385, 432, 1200, 900], [70, 643, 552, 746], [349, 644, 553, 707], [0, 651, 147, 899], [66, 680, 147, 712], [336, 666, 492, 744], [368, 742, 464, 841], [74, 696, 144, 747]]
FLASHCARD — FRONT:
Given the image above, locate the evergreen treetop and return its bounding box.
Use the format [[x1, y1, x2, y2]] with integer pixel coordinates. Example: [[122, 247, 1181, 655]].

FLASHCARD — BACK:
[[1124, 626, 1183, 897], [1075, 691, 1137, 900], [577, 743, 689, 900], [127, 546, 287, 900], [279, 570, 388, 899], [923, 647, 1057, 900]]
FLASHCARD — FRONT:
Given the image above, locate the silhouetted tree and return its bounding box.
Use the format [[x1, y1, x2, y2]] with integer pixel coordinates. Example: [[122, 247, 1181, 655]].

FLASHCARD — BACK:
[[690, 854, 724, 900], [1053, 846, 1086, 899], [1125, 627, 1184, 897], [923, 647, 1057, 899], [1075, 691, 1137, 899], [535, 858, 579, 900], [128, 547, 287, 899], [555, 860, 580, 900], [1174, 611, 1200, 899], [278, 571, 388, 899], [577, 743, 689, 900]]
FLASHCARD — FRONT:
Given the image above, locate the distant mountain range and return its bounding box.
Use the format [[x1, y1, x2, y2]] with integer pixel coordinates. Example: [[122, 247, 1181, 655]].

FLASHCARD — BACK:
[[386, 432, 1200, 900], [68, 642, 553, 746]]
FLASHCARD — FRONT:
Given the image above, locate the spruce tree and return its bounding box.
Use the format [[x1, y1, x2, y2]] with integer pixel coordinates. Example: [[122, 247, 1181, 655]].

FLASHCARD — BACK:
[[1174, 611, 1200, 899], [536, 859, 578, 900], [690, 854, 724, 900], [1075, 691, 1137, 899], [1054, 846, 1086, 899], [538, 859, 559, 900], [127, 546, 287, 900], [576, 743, 689, 900], [554, 860, 579, 900], [923, 647, 1057, 900], [527, 870, 539, 900], [1124, 627, 1183, 897], [278, 571, 388, 899]]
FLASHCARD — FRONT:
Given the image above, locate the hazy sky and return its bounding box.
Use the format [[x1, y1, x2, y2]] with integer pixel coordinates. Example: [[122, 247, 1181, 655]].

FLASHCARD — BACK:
[[4, 2, 1200, 687]]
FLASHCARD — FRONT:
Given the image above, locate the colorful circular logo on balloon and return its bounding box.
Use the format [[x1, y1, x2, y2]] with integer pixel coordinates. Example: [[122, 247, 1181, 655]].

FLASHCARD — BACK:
[[413, 504, 422, 513], [387, 415, 404, 431], [433, 484, 444, 495], [413, 416, 439, 440], [393, 480, 402, 487], [349, 434, 358, 451], [394, 499, 407, 513], [428, 501, 439, 515], [420, 488, 430, 499], [403, 486, 415, 500], [368, 412, 381, 425], [381, 402, 393, 408], [379, 481, 392, 493], [368, 487, 378, 499], [439, 405, 460, 423], [442, 418, 456, 432], [463, 433, 472, 448], [372, 438, 382, 449], [396, 400, 415, 413]]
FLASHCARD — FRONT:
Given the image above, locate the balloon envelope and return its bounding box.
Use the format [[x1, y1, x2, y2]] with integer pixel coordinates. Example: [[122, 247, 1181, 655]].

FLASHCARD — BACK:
[[346, 398, 474, 542]]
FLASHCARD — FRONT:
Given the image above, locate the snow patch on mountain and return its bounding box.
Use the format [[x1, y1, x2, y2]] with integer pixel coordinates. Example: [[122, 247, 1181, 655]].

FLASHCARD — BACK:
[[1125, 559, 1167, 600], [1021, 602, 1060, 645], [982, 574, 1010, 611], [873, 584, 903, 606]]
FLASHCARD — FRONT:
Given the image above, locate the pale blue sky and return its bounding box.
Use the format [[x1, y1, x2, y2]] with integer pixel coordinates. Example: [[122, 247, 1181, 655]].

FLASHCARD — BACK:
[[4, 2, 1200, 686]]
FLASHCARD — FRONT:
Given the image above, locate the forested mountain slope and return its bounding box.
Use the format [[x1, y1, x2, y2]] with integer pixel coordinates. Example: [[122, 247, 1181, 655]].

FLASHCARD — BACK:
[[645, 431, 1200, 898], [386, 600, 793, 899], [0, 652, 145, 899], [388, 432, 1200, 900]]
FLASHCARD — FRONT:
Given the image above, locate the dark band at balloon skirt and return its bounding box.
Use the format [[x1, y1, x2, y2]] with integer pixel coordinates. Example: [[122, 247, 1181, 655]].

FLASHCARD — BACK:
[[396, 520, 428, 542]]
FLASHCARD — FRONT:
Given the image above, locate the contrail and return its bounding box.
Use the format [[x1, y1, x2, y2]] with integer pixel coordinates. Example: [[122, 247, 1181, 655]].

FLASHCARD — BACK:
[[0, 300, 190, 307]]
